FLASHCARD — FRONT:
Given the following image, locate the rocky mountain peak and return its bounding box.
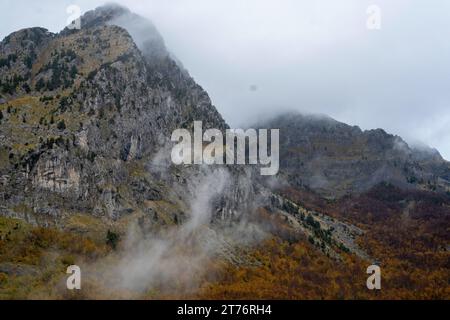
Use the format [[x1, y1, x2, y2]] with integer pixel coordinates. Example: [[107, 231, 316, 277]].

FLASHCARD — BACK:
[[0, 4, 230, 224], [258, 111, 450, 197], [62, 3, 168, 63]]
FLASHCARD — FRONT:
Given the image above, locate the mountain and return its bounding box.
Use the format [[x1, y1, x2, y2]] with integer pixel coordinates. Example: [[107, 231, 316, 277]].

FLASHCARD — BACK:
[[258, 112, 450, 198], [0, 4, 255, 226], [0, 4, 449, 300]]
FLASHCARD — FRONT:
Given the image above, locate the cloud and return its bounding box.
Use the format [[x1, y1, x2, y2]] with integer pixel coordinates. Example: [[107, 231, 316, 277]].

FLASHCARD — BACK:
[[1, 0, 449, 159], [79, 167, 267, 296]]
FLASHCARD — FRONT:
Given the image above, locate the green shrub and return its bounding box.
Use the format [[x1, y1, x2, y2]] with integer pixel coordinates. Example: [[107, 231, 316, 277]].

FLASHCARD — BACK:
[[57, 120, 66, 130], [106, 230, 119, 250]]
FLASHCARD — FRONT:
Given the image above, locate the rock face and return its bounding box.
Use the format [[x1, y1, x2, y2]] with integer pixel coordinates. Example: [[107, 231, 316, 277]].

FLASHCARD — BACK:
[[258, 113, 450, 198], [0, 4, 251, 225]]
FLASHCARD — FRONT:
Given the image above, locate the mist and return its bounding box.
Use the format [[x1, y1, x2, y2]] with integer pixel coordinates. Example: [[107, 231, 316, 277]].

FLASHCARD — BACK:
[[71, 165, 268, 297], [1, 0, 449, 159], [111, 168, 231, 293]]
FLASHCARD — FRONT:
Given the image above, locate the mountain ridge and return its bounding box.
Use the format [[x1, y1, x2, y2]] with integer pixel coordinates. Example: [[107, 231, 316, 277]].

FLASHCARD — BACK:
[[256, 112, 450, 197]]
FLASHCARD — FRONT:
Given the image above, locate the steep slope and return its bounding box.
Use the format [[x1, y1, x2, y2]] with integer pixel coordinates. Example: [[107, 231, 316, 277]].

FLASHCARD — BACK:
[[0, 4, 253, 226], [258, 112, 450, 198]]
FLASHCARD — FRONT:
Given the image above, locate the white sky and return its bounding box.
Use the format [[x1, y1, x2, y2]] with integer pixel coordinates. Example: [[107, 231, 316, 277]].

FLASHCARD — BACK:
[[1, 0, 449, 159]]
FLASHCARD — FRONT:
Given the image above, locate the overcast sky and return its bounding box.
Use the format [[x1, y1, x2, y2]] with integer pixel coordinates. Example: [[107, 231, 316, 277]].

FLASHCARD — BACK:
[[1, 0, 449, 159]]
